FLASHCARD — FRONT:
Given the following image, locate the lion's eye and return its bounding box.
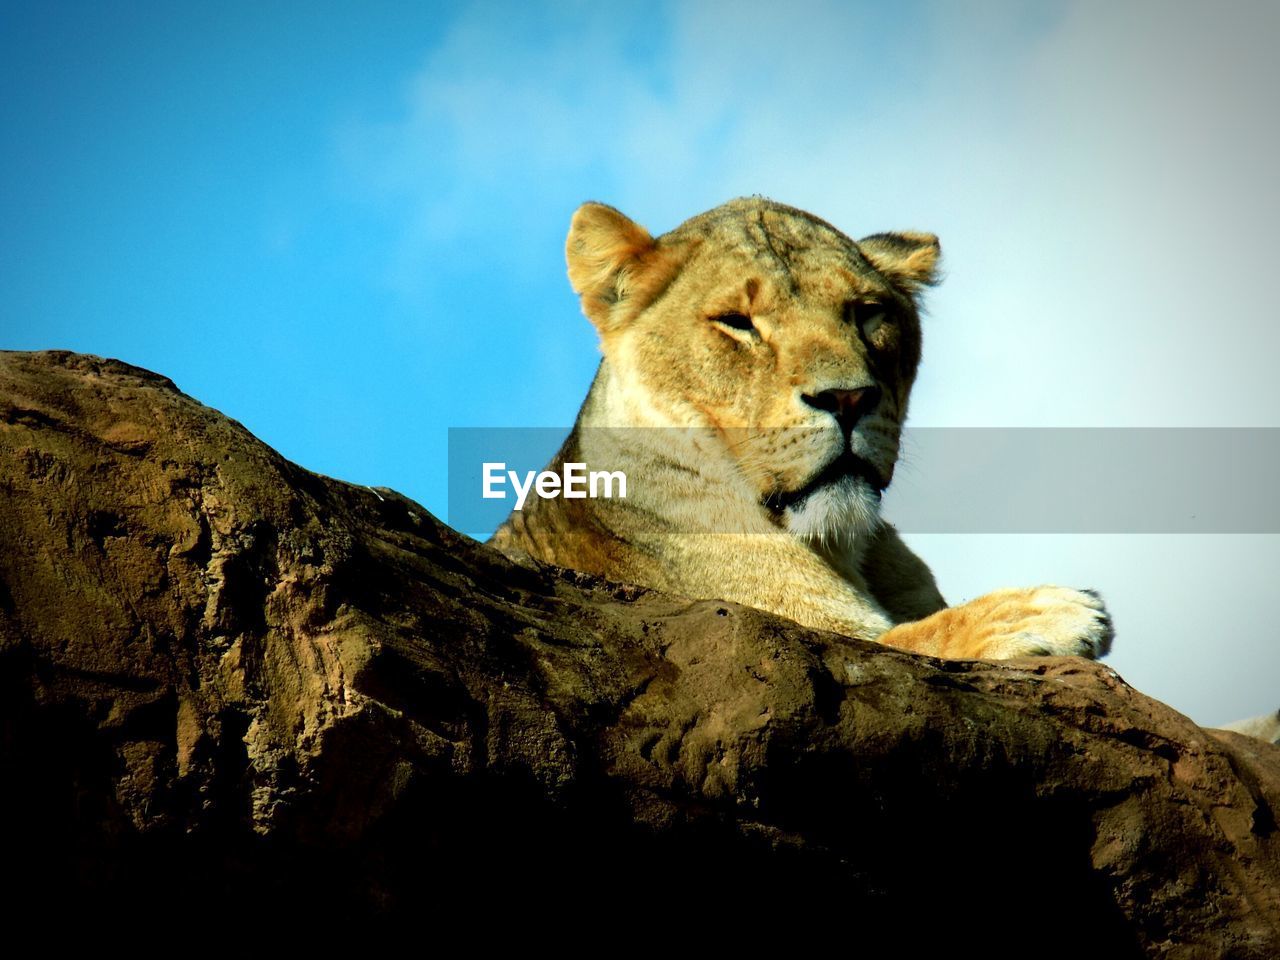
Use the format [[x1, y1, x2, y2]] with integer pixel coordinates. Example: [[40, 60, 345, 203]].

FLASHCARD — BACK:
[[711, 312, 756, 334], [846, 301, 887, 339]]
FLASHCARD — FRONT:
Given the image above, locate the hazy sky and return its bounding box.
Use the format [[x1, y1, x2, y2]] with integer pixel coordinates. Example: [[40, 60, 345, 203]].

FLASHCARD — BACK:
[[3, 0, 1277, 725]]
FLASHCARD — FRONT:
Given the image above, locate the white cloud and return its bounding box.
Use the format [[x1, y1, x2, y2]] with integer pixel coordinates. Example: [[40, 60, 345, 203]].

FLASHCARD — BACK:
[[346, 0, 1280, 426]]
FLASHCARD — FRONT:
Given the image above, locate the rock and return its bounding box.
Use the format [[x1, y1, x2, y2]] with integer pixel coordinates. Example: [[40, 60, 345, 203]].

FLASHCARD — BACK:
[[1, 349, 1277, 954]]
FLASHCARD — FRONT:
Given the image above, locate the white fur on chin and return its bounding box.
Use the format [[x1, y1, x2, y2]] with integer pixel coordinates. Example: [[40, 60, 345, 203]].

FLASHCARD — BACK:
[[785, 475, 884, 548]]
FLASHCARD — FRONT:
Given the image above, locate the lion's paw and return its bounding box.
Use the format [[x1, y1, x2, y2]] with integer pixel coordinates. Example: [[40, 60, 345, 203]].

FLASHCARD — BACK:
[[977, 586, 1114, 660]]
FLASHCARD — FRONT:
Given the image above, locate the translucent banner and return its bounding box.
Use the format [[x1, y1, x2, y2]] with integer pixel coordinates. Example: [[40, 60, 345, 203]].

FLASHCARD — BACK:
[[447, 427, 1280, 536]]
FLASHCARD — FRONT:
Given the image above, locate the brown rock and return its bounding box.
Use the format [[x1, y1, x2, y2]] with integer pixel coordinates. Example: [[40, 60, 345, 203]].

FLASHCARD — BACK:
[[1, 349, 1277, 954]]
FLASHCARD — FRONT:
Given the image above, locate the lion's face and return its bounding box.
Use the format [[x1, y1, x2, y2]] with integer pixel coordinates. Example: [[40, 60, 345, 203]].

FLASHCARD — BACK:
[[566, 197, 939, 543]]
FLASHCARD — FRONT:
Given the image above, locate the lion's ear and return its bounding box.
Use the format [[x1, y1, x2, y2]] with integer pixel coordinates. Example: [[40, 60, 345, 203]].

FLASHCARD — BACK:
[[858, 232, 941, 294], [566, 202, 667, 332]]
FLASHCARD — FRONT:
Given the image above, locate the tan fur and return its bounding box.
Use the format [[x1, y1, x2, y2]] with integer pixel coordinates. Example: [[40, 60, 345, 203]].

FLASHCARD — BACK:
[[490, 198, 1113, 660], [1218, 710, 1280, 744]]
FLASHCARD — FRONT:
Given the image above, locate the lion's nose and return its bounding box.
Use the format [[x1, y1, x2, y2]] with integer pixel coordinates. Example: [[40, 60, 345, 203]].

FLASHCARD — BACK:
[[802, 385, 881, 432]]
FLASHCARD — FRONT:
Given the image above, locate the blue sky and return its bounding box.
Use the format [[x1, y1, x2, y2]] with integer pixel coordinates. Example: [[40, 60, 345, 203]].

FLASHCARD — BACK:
[[4, 0, 1278, 725]]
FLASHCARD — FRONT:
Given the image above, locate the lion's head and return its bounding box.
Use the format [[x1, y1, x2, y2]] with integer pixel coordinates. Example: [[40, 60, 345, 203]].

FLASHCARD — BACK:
[[566, 196, 940, 544]]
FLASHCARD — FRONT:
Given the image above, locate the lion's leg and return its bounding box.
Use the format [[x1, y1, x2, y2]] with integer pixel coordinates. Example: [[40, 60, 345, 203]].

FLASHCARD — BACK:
[[855, 523, 948, 622], [876, 586, 1114, 660]]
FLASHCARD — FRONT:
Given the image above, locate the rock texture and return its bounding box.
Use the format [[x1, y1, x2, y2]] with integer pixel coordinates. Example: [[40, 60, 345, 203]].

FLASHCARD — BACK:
[[1, 349, 1277, 954]]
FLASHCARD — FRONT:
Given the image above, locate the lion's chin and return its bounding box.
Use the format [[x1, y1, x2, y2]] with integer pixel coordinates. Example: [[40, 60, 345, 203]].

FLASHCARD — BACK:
[[783, 474, 884, 546]]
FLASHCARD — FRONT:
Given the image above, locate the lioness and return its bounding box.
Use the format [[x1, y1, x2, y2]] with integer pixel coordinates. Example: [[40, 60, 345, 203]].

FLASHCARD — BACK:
[[490, 198, 1112, 660]]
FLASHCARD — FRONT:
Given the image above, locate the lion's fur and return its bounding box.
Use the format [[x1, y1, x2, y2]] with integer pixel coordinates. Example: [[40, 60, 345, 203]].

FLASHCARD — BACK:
[[490, 198, 1113, 660], [1219, 710, 1280, 745]]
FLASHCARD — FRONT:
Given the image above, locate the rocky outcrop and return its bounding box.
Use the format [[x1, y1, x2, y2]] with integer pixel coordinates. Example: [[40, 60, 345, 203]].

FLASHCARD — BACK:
[[1, 350, 1277, 954]]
